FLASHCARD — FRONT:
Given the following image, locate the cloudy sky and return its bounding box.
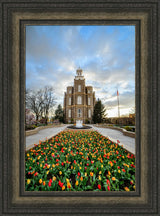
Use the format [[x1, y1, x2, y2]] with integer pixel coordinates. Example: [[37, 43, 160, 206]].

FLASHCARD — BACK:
[[26, 25, 135, 117]]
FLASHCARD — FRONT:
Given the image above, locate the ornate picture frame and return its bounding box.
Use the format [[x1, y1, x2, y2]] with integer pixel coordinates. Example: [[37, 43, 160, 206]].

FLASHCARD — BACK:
[[0, 0, 159, 215]]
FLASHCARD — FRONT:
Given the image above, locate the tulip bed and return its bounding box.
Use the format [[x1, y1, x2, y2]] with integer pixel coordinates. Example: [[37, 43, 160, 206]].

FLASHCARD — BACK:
[[25, 130, 135, 191]]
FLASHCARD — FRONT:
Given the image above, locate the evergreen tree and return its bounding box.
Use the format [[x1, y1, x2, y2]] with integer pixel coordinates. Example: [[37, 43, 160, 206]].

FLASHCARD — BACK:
[[55, 104, 64, 123], [92, 99, 106, 123]]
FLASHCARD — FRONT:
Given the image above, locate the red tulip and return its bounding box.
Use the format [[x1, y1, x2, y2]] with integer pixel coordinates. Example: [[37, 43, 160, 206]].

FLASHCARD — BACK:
[[130, 181, 133, 185], [58, 180, 63, 188], [48, 179, 52, 187], [98, 184, 101, 190], [34, 172, 38, 176], [106, 179, 110, 185]]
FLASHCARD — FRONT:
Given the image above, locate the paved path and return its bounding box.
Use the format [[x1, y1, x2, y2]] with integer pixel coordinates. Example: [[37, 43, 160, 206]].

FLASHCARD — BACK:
[[26, 125, 68, 150], [91, 125, 135, 154]]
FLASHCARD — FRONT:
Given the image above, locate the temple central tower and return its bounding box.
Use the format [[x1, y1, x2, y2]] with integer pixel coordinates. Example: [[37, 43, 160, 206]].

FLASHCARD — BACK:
[[63, 68, 96, 124]]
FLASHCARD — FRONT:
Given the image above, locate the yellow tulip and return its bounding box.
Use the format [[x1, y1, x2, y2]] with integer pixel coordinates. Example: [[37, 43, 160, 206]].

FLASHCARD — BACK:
[[53, 176, 56, 181], [124, 187, 130, 191], [67, 182, 71, 189], [39, 179, 42, 184], [90, 172, 94, 177], [62, 185, 65, 190], [59, 171, 62, 175], [27, 179, 31, 184]]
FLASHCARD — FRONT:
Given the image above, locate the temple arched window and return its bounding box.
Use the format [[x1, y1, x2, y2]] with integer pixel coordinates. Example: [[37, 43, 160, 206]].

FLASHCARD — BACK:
[[88, 109, 91, 118], [88, 97, 91, 105], [78, 85, 81, 92], [77, 96, 82, 104], [68, 109, 71, 118], [77, 109, 82, 117]]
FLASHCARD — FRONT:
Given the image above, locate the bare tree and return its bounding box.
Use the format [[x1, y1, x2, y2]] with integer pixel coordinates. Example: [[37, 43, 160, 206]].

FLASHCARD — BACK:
[[41, 86, 56, 125], [26, 88, 43, 121], [26, 86, 56, 124]]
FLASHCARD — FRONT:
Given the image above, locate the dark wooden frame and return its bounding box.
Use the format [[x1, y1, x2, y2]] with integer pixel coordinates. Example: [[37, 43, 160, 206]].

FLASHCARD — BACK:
[[0, 0, 159, 215]]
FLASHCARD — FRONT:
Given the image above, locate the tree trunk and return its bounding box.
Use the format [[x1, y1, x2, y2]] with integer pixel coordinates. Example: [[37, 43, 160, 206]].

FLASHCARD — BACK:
[[36, 115, 39, 126]]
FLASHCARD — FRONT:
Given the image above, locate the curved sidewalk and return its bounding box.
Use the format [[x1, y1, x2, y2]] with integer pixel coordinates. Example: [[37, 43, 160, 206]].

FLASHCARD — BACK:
[[91, 125, 135, 154], [26, 125, 68, 150]]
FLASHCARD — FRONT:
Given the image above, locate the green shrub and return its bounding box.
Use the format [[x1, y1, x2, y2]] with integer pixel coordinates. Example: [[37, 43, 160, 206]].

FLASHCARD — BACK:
[[25, 125, 37, 131], [85, 119, 89, 124], [124, 126, 132, 131]]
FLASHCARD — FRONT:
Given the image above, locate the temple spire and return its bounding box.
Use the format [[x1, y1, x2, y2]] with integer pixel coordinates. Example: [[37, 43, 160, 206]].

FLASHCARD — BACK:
[[76, 68, 83, 76]]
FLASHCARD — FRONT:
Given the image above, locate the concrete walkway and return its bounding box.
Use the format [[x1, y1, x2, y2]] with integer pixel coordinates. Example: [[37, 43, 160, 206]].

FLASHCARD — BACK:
[[91, 125, 135, 154], [26, 125, 69, 150]]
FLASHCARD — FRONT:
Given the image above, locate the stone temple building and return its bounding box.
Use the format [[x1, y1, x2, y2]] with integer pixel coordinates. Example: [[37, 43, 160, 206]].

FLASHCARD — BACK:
[[63, 68, 96, 124]]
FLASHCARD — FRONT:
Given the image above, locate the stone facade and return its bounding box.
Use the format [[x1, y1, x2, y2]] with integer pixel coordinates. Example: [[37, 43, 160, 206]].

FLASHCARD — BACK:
[[63, 69, 96, 124]]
